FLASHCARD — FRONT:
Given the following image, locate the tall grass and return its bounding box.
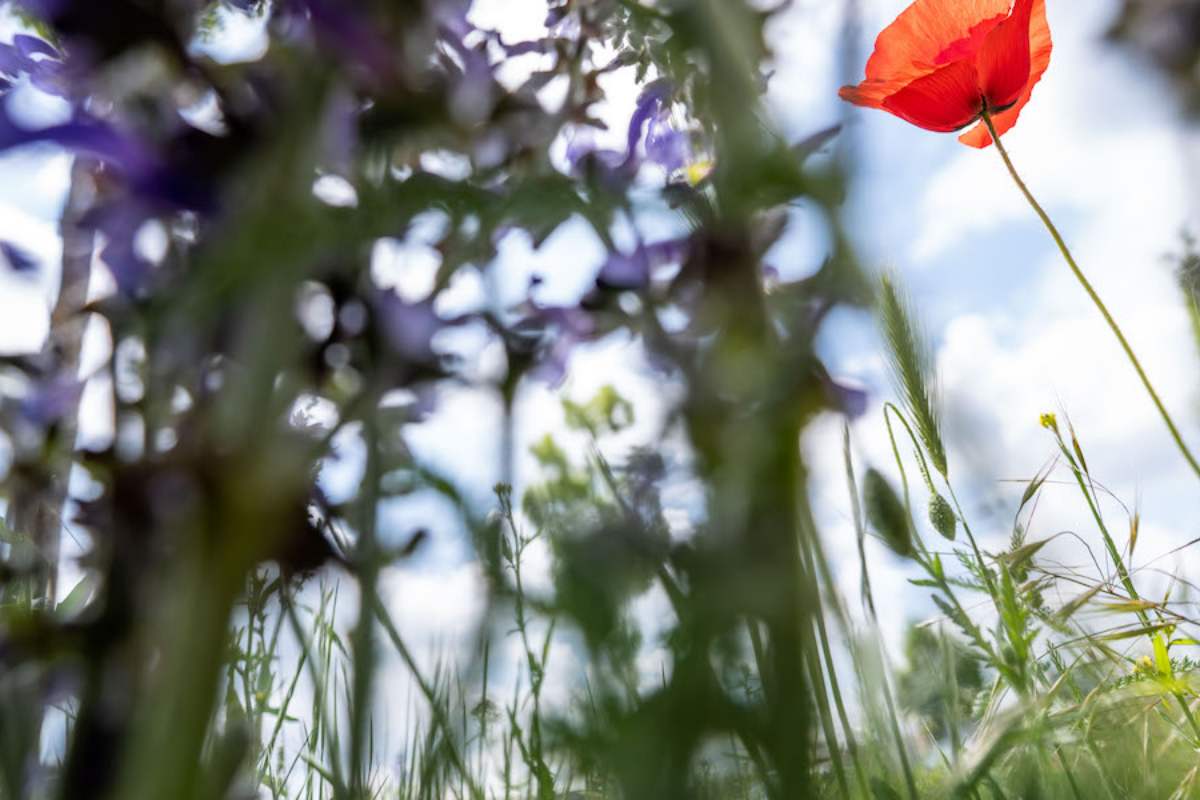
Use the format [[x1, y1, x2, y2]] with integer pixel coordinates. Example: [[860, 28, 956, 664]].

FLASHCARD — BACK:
[[2, 1, 1200, 798]]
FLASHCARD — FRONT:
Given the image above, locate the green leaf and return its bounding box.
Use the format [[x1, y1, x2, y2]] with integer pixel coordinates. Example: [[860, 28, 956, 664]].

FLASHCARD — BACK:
[[1154, 631, 1173, 677], [1054, 585, 1101, 623], [998, 539, 1050, 570], [1099, 623, 1175, 642], [57, 574, 96, 619]]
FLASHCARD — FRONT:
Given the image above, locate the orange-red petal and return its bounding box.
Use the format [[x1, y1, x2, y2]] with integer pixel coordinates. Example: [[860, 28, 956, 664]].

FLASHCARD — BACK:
[[959, 0, 1052, 147], [840, 0, 1011, 110], [975, 0, 1035, 110], [863, 0, 1011, 80], [881, 60, 983, 133]]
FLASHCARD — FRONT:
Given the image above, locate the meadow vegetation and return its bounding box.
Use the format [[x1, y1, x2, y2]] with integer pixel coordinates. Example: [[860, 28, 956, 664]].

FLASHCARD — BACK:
[[0, 0, 1197, 798]]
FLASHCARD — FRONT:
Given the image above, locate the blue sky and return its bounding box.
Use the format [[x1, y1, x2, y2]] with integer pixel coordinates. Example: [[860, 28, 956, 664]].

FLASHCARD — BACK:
[[3, 0, 1200, 762]]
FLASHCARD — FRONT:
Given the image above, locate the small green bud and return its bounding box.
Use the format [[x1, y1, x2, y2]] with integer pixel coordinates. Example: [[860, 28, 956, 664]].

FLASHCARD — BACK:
[[863, 468, 914, 558], [929, 493, 957, 541]]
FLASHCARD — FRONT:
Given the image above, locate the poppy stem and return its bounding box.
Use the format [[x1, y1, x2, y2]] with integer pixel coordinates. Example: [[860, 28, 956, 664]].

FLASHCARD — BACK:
[[981, 110, 1200, 483]]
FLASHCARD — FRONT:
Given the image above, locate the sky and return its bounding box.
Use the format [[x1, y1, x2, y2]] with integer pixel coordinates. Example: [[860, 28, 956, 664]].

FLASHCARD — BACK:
[[4, 0, 1200, 769]]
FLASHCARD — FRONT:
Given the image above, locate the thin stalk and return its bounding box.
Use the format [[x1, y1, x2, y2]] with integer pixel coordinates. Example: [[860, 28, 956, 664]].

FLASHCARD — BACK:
[[803, 530, 871, 798], [803, 634, 851, 800], [982, 110, 1200, 482], [818, 442, 917, 800]]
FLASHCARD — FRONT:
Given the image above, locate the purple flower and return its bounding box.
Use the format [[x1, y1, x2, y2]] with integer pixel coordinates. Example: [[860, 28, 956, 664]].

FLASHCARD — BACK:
[[438, 19, 498, 126], [374, 291, 457, 364], [1, 241, 38, 274], [597, 237, 690, 291], [0, 106, 156, 176], [510, 304, 600, 386], [0, 34, 67, 97], [819, 369, 869, 419], [567, 79, 692, 186], [625, 79, 672, 166], [83, 202, 155, 295], [20, 373, 82, 426], [287, 0, 397, 82], [645, 112, 691, 173]]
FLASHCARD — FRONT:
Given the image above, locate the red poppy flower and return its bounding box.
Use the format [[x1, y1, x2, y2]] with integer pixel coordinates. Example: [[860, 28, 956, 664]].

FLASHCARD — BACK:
[[839, 0, 1052, 148]]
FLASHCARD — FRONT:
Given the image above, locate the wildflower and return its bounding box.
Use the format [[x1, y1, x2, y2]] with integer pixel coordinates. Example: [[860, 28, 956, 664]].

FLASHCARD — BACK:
[[1039, 412, 1059, 432], [839, 0, 1052, 147], [1, 241, 38, 274], [596, 238, 690, 291], [567, 79, 702, 185]]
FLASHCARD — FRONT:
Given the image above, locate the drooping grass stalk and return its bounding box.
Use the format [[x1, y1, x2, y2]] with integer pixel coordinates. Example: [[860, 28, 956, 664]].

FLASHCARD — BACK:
[[877, 279, 1000, 600], [884, 402, 997, 600], [981, 110, 1200, 482]]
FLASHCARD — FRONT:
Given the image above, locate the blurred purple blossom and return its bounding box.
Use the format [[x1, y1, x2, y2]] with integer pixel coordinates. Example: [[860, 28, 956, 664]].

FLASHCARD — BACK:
[[568, 79, 692, 185], [625, 79, 671, 164], [511, 304, 601, 386], [374, 291, 478, 367], [1, 241, 38, 274], [0, 107, 156, 179], [818, 369, 868, 419], [20, 373, 82, 427], [438, 16, 499, 126], [0, 104, 236, 293], [283, 0, 397, 81], [83, 202, 155, 295], [0, 34, 66, 96], [375, 292, 446, 363], [645, 113, 691, 173], [597, 237, 690, 291]]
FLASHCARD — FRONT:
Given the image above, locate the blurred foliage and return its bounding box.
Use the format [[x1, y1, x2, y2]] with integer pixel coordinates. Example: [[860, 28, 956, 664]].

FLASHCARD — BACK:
[[0, 1, 1196, 799], [1109, 0, 1200, 112]]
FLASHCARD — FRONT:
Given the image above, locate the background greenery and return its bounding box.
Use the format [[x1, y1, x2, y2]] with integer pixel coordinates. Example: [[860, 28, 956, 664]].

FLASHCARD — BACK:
[[0, 0, 1197, 798]]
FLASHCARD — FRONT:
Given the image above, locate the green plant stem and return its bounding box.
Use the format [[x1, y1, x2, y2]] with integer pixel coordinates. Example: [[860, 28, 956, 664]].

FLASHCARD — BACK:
[[981, 110, 1200, 482]]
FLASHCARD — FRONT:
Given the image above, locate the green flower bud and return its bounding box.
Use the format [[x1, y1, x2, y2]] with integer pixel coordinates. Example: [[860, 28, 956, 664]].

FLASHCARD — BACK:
[[929, 493, 957, 541], [863, 468, 914, 558]]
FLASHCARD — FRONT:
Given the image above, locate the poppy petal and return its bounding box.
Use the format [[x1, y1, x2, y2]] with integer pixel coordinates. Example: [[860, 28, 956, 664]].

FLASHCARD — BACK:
[[882, 60, 982, 133], [863, 0, 1011, 82], [840, 0, 1009, 112], [959, 0, 1051, 148], [975, 0, 1036, 110]]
